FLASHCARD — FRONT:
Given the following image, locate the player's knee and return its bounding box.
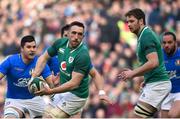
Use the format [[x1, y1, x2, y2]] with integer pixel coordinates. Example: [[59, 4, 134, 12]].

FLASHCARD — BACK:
[[4, 107, 21, 118], [134, 103, 155, 118]]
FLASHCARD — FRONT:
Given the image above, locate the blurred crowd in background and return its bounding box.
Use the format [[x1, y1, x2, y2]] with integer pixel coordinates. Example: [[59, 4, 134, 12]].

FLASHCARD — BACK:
[[0, 0, 179, 118]]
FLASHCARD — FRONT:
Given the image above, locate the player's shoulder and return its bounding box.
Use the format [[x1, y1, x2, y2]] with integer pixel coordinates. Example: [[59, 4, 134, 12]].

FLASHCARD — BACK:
[[0, 54, 19, 64], [6, 54, 19, 60], [54, 38, 68, 45]]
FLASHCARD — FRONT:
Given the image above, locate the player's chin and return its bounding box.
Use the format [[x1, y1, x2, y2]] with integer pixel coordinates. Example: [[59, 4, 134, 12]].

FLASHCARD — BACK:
[[28, 55, 35, 60]]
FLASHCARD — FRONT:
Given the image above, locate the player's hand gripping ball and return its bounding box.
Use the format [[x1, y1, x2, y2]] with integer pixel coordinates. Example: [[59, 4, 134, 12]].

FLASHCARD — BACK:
[[28, 77, 49, 94]]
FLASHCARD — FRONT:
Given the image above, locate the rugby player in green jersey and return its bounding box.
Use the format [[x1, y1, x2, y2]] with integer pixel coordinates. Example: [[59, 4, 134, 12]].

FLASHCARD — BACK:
[[118, 8, 171, 118], [32, 21, 111, 118]]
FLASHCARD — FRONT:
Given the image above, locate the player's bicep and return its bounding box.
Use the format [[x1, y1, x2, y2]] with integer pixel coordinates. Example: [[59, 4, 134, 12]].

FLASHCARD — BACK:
[[70, 71, 84, 87], [146, 52, 159, 66]]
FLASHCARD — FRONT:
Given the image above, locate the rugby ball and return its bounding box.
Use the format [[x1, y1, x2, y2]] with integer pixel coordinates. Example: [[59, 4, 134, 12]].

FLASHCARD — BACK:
[[28, 77, 48, 94]]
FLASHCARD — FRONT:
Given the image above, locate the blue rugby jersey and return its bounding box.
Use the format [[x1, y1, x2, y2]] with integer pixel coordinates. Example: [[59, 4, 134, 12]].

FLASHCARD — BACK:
[[163, 48, 180, 93], [0, 54, 51, 99]]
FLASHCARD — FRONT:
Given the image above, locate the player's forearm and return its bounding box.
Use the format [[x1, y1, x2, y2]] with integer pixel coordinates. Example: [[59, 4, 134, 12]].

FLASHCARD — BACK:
[[32, 55, 48, 78], [92, 72, 104, 90], [46, 75, 54, 88], [90, 68, 104, 90], [50, 80, 78, 94], [132, 60, 158, 77], [49, 72, 83, 94]]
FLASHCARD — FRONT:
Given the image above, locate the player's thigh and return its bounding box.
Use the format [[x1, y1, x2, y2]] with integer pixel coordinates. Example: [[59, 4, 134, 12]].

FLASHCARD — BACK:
[[25, 96, 47, 118], [4, 99, 25, 118], [169, 100, 180, 117], [135, 81, 171, 118], [44, 104, 69, 118], [160, 93, 173, 118], [53, 92, 87, 116]]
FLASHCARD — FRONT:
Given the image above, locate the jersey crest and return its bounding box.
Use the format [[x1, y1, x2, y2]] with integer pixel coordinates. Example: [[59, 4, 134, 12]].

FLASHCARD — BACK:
[[68, 56, 74, 63]]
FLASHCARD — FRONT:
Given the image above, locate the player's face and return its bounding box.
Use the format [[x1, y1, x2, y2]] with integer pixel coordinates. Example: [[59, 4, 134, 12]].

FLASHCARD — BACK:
[[21, 41, 36, 60], [68, 25, 84, 48], [162, 35, 176, 55], [126, 15, 141, 34]]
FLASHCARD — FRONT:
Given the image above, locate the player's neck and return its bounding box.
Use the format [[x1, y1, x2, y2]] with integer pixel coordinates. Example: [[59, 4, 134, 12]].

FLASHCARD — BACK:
[[137, 25, 146, 37], [21, 53, 31, 64]]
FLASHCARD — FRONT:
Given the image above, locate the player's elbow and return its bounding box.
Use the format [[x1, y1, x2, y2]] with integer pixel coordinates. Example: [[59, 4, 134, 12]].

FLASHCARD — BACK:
[[151, 60, 159, 69]]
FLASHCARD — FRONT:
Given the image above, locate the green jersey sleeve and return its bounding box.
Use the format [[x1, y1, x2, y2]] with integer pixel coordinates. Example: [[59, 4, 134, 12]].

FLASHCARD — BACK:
[[47, 39, 63, 57], [141, 34, 157, 56], [73, 51, 91, 75]]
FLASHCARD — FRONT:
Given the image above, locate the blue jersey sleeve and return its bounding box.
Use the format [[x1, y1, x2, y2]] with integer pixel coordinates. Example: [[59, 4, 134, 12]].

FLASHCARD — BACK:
[[41, 64, 51, 80], [0, 56, 11, 75], [47, 56, 59, 76]]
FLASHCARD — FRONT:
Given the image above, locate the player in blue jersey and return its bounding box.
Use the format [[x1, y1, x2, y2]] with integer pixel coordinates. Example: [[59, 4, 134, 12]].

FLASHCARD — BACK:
[[0, 35, 53, 118], [161, 32, 180, 118]]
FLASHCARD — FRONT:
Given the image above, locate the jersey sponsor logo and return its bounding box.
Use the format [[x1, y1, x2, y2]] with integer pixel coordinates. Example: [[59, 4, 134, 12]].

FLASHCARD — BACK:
[[14, 67, 24, 71], [68, 56, 74, 63], [58, 48, 65, 54], [167, 70, 176, 79], [13, 78, 30, 87], [175, 59, 180, 66], [61, 61, 66, 70]]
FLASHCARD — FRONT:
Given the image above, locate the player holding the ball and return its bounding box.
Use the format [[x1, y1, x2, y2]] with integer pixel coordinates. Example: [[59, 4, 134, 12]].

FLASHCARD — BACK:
[[32, 21, 112, 118], [0, 35, 53, 118]]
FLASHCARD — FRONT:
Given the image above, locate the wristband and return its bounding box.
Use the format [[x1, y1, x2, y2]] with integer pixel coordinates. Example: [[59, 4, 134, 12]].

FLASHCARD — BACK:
[[98, 90, 106, 96]]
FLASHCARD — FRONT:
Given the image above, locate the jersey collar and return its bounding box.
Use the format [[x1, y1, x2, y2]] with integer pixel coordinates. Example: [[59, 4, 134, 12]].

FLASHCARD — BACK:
[[137, 26, 148, 41], [66, 40, 83, 53]]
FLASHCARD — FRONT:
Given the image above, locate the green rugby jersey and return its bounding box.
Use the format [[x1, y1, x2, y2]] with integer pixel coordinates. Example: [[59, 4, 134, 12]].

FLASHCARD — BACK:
[[47, 38, 91, 98], [136, 26, 169, 84]]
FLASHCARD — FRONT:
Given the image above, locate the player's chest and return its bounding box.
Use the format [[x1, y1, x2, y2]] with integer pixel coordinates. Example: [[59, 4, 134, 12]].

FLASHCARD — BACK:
[[165, 58, 180, 71], [11, 64, 34, 78], [57, 48, 77, 70]]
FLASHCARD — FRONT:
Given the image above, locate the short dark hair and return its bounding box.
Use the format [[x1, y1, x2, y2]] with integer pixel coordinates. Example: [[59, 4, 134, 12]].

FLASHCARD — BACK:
[[125, 8, 146, 25], [61, 24, 70, 37], [163, 31, 176, 41], [69, 21, 85, 30], [21, 35, 36, 47]]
